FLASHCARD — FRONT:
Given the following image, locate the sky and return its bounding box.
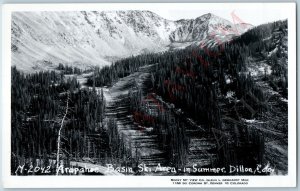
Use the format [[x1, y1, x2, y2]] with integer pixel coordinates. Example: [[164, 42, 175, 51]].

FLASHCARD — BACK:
[[5, 3, 291, 27], [146, 4, 290, 26]]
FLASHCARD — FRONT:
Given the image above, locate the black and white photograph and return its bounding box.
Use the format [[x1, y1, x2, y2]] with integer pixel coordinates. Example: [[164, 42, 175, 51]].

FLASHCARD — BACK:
[[2, 2, 296, 188]]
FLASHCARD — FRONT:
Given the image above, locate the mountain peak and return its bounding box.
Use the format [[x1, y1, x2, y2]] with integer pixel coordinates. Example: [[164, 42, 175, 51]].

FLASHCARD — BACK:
[[196, 13, 231, 24], [199, 13, 213, 18], [195, 13, 220, 21]]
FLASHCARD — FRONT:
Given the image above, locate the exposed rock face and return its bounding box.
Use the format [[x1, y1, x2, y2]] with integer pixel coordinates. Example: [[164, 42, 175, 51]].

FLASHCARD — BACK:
[[11, 11, 252, 72]]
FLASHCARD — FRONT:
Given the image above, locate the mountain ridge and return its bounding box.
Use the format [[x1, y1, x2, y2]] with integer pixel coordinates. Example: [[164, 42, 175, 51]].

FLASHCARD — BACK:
[[11, 10, 252, 72]]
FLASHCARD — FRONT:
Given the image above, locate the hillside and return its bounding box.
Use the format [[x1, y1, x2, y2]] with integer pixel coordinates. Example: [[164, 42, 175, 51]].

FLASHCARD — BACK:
[[86, 19, 288, 174], [11, 11, 252, 72]]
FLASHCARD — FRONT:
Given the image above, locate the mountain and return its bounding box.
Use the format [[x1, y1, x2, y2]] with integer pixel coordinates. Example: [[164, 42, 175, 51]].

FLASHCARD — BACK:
[[11, 17, 288, 176], [169, 13, 252, 49], [11, 11, 252, 72]]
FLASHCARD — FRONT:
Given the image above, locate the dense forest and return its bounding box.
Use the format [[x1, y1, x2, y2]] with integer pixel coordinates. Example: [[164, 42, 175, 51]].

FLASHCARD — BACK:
[[86, 20, 287, 173], [11, 66, 111, 175]]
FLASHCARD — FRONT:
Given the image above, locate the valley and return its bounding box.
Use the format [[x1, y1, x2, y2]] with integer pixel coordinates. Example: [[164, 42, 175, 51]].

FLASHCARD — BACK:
[[10, 10, 288, 176]]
